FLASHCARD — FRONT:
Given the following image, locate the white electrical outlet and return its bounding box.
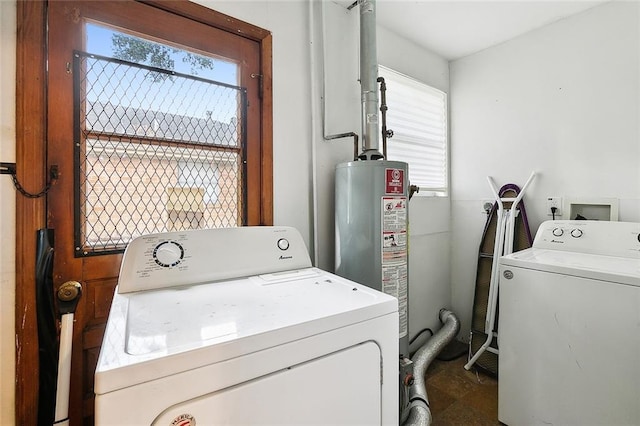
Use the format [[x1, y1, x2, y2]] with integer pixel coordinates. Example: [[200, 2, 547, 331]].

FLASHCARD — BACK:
[[481, 199, 494, 214], [546, 197, 562, 216]]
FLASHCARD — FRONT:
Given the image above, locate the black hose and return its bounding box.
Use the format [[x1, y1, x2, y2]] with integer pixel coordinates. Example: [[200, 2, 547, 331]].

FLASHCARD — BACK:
[[409, 328, 433, 345]]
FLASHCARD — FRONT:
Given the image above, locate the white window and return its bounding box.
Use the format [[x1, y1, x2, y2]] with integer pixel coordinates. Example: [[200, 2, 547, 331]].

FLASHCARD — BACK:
[[378, 65, 448, 196]]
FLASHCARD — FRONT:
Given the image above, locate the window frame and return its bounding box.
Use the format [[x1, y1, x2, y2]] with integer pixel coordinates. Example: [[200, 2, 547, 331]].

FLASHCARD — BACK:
[[140, 0, 273, 225], [378, 65, 449, 197], [74, 48, 249, 254]]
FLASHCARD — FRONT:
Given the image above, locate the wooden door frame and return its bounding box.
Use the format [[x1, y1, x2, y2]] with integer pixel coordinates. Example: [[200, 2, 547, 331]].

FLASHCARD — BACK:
[[15, 1, 272, 423]]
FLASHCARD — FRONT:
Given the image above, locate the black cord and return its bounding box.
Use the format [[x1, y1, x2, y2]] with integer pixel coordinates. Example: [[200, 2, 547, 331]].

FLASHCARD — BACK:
[[551, 206, 557, 220], [409, 328, 434, 345]]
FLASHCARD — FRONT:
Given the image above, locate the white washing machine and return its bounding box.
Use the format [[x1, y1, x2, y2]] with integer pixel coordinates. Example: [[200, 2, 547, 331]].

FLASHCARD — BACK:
[[95, 226, 399, 425], [498, 220, 640, 426]]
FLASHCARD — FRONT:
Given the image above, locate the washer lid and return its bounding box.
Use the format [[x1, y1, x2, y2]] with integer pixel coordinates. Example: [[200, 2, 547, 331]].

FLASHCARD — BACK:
[[95, 267, 398, 395], [500, 248, 640, 286]]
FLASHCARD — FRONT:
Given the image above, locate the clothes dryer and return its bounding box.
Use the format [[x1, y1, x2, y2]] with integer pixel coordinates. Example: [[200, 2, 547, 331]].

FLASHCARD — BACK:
[[95, 226, 398, 425]]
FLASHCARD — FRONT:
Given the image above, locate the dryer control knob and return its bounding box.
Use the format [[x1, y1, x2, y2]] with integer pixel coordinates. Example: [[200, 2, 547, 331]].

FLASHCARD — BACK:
[[153, 241, 184, 267], [552, 228, 564, 237], [277, 238, 290, 251], [571, 228, 583, 238]]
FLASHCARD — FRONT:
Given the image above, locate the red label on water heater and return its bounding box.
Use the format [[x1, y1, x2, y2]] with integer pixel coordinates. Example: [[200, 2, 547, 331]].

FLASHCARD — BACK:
[[385, 168, 404, 194]]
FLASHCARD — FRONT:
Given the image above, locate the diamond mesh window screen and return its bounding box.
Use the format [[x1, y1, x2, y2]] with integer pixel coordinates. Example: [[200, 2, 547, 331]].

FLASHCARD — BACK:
[[74, 51, 247, 256]]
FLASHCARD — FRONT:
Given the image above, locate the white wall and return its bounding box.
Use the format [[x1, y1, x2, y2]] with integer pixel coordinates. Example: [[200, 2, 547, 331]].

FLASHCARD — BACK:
[[450, 0, 640, 339], [0, 1, 16, 424], [310, 0, 360, 271]]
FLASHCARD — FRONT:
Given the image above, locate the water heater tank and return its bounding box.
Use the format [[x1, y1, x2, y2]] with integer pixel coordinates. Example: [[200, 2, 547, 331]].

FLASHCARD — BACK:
[[335, 160, 409, 357]]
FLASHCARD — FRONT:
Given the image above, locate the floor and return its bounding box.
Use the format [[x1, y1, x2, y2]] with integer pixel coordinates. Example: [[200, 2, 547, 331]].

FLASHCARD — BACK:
[[425, 355, 500, 425]]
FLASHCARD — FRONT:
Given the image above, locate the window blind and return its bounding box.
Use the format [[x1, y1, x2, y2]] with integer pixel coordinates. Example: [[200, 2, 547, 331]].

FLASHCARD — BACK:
[[379, 65, 448, 195]]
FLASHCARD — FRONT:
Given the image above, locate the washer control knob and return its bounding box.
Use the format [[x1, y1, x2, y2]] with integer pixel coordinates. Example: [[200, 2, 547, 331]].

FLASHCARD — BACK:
[[571, 228, 583, 238], [552, 228, 564, 237], [277, 238, 290, 251]]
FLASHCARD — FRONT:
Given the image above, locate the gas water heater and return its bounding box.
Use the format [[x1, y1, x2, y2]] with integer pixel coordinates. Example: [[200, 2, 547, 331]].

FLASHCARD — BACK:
[[332, 0, 410, 358], [335, 160, 409, 357], [333, 4, 460, 423]]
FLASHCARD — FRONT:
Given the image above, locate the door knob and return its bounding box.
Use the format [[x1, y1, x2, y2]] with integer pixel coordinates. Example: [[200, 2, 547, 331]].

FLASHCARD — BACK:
[[57, 281, 82, 303]]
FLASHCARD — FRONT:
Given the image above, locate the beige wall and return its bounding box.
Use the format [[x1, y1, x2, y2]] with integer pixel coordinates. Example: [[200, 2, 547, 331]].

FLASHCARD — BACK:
[[0, 1, 16, 424]]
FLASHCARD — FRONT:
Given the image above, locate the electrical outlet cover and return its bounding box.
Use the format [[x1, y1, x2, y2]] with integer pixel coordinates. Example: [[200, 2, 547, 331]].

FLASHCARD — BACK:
[[546, 197, 562, 216]]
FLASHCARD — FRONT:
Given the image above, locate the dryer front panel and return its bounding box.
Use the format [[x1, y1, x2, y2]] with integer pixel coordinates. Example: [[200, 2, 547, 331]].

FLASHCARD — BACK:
[[152, 342, 381, 425]]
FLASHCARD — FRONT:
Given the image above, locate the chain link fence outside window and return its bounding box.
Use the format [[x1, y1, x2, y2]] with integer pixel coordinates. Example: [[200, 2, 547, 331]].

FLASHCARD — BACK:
[[74, 51, 247, 256]]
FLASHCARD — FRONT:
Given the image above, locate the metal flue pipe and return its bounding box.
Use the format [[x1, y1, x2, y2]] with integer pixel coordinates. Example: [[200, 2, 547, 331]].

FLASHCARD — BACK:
[[358, 0, 383, 160]]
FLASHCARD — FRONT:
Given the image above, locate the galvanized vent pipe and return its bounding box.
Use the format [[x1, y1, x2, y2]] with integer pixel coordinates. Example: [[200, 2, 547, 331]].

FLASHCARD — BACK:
[[358, 0, 383, 160]]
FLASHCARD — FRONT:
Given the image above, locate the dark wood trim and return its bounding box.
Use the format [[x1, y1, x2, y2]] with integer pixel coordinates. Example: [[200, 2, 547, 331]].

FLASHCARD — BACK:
[[15, 1, 47, 424], [138, 0, 270, 42], [261, 33, 273, 226]]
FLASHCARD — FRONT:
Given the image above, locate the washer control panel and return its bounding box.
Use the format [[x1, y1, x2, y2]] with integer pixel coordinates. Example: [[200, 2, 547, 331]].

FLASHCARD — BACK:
[[534, 220, 640, 258]]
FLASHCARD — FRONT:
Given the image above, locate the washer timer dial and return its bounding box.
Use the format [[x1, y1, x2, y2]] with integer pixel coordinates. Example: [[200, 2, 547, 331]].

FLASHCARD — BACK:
[[153, 241, 184, 268]]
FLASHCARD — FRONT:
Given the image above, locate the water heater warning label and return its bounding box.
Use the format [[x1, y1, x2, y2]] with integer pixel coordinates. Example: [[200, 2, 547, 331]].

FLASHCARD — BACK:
[[381, 196, 408, 338], [385, 168, 405, 194]]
